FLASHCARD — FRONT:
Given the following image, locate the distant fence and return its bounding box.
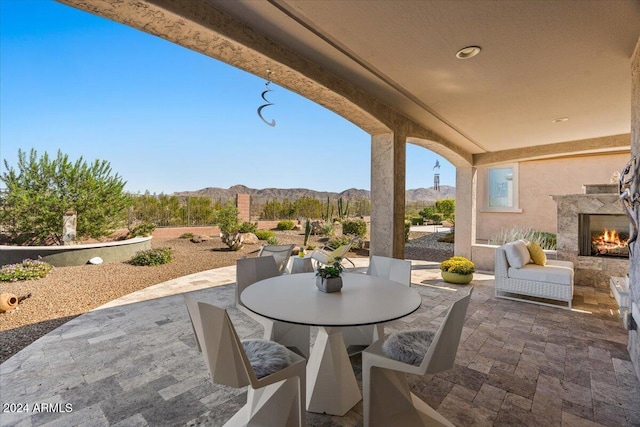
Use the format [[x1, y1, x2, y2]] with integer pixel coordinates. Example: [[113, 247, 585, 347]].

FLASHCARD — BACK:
[[129, 194, 226, 228], [129, 194, 373, 227]]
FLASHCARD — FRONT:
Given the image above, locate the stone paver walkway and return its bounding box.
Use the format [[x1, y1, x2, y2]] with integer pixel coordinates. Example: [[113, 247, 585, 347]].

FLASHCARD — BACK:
[[1, 259, 638, 426]]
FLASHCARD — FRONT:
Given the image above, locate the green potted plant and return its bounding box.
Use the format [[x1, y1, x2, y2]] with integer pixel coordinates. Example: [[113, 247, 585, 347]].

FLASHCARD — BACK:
[[315, 257, 344, 292], [439, 256, 475, 284]]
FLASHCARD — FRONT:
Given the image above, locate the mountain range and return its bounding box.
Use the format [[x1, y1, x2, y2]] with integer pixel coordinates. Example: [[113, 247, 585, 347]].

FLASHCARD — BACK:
[[173, 184, 455, 204]]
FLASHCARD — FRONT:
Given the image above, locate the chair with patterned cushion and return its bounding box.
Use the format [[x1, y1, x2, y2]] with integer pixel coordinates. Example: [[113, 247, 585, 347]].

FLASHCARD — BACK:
[[258, 244, 295, 274], [236, 256, 310, 358], [183, 295, 306, 427], [362, 288, 473, 427], [342, 255, 412, 354]]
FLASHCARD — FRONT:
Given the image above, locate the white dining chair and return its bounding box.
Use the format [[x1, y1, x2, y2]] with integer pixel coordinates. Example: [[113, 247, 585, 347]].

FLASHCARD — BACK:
[[258, 243, 295, 274], [342, 255, 412, 353], [236, 256, 311, 358], [362, 288, 473, 427], [183, 295, 306, 427]]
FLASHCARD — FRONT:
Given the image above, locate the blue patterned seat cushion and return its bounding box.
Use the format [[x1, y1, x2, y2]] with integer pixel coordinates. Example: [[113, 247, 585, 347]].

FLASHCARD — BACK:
[[242, 339, 292, 378], [382, 330, 435, 366]]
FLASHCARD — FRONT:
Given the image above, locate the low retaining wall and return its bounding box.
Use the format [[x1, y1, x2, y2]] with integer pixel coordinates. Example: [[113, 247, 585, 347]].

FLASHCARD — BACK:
[[0, 237, 153, 267], [150, 221, 300, 240]]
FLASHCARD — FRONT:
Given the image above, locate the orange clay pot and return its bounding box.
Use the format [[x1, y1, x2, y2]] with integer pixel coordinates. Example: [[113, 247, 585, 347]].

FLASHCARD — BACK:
[[0, 293, 19, 312]]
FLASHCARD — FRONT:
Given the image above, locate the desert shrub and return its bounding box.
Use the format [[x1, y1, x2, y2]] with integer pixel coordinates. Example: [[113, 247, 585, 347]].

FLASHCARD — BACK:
[[215, 201, 240, 234], [238, 222, 258, 233], [404, 220, 411, 242], [435, 198, 456, 221], [439, 256, 475, 275], [438, 232, 455, 243], [328, 235, 352, 249], [488, 226, 557, 250], [179, 233, 195, 239], [0, 259, 53, 282], [320, 223, 335, 237], [0, 149, 131, 245], [255, 230, 275, 240], [530, 231, 557, 249], [267, 236, 279, 245], [430, 213, 443, 224], [129, 247, 173, 266], [411, 217, 424, 225], [276, 220, 296, 231], [341, 219, 367, 237], [129, 222, 156, 237]]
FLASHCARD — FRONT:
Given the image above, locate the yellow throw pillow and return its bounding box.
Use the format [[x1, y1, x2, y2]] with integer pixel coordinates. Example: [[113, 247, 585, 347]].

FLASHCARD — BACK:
[[527, 241, 547, 266]]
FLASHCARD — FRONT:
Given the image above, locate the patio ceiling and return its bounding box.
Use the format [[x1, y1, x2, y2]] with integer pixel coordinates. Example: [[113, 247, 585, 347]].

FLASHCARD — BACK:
[[209, 0, 639, 160], [59, 0, 640, 164]]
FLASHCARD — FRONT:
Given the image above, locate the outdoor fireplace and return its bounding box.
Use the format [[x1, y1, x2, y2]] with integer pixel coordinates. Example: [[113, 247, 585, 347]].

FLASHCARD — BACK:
[[579, 214, 630, 258], [553, 184, 629, 289]]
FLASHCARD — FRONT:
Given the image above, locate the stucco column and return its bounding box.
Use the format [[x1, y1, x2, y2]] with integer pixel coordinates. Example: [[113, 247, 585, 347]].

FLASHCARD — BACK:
[[454, 166, 477, 259], [370, 132, 406, 258], [628, 37, 640, 383]]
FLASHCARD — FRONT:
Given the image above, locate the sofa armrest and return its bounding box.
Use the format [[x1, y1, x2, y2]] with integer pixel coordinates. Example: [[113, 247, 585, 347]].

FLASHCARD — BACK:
[[494, 246, 510, 278]]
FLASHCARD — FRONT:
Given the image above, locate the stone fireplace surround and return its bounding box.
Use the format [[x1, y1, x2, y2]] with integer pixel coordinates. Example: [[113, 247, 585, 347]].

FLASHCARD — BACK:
[[553, 184, 630, 289]]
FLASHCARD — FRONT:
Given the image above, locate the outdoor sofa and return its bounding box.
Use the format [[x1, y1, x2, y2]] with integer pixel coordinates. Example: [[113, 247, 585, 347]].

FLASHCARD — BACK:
[[494, 241, 574, 309]]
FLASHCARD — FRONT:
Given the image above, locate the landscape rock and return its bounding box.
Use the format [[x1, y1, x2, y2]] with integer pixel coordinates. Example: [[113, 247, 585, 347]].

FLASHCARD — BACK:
[[241, 233, 259, 245], [190, 235, 211, 243], [311, 221, 324, 235], [88, 257, 103, 265]]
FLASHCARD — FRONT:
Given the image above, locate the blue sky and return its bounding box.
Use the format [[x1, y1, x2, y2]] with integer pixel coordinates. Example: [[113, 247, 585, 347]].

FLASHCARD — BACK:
[[0, 0, 455, 194]]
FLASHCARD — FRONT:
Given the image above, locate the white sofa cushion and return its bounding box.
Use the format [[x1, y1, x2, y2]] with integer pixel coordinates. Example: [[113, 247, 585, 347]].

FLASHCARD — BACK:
[[508, 263, 573, 286], [546, 259, 574, 270], [504, 240, 531, 269]]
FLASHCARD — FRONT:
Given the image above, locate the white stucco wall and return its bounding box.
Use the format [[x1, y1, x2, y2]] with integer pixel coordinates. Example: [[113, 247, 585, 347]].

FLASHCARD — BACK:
[[476, 152, 631, 242]]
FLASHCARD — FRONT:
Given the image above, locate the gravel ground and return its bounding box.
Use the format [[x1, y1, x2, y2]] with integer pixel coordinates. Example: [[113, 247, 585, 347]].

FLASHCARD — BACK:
[[0, 230, 452, 364]]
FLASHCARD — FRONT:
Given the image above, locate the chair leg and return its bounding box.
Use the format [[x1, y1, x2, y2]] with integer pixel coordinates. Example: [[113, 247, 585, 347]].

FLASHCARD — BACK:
[[343, 256, 356, 269], [364, 366, 454, 427], [342, 324, 384, 353], [264, 321, 310, 359], [225, 377, 303, 427]]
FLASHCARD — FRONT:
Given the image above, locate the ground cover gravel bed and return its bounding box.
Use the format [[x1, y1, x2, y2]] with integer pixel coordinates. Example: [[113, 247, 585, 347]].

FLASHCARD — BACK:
[[0, 230, 452, 363]]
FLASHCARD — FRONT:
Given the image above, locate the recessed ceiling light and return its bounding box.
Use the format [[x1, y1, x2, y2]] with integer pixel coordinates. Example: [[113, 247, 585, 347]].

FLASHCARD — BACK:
[[456, 46, 481, 59], [552, 117, 569, 123]]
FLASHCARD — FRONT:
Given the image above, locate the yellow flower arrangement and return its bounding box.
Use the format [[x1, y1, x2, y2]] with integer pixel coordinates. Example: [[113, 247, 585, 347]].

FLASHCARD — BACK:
[[439, 256, 475, 275]]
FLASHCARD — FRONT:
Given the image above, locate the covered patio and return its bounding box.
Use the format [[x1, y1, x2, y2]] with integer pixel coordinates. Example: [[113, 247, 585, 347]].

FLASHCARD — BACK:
[[51, 3, 640, 378], [1, 260, 638, 426], [4, 1, 640, 425]]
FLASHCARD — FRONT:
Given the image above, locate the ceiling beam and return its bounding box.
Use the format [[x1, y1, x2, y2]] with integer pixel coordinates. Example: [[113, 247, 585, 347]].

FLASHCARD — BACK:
[[473, 134, 630, 166]]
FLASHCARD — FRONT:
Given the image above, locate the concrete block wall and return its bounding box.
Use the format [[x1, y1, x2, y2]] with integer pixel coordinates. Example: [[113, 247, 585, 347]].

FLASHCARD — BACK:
[[236, 194, 251, 223]]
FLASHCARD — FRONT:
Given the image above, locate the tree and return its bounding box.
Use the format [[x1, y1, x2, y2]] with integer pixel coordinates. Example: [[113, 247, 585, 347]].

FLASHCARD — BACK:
[[435, 198, 456, 221], [0, 149, 131, 244], [215, 201, 243, 250]]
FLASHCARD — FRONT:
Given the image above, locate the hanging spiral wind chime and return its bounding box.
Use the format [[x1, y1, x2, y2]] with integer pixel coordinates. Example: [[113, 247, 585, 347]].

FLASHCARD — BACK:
[[257, 70, 276, 127]]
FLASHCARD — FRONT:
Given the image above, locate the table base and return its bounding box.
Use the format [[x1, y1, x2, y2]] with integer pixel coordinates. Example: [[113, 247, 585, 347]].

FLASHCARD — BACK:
[[306, 327, 362, 415]]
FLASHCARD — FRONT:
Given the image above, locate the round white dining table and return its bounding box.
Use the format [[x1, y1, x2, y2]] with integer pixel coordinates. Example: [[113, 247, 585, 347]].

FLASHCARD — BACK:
[[241, 272, 422, 416]]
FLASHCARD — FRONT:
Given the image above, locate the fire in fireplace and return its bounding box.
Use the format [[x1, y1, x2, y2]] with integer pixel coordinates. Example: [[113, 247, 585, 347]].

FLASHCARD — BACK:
[[579, 214, 630, 258]]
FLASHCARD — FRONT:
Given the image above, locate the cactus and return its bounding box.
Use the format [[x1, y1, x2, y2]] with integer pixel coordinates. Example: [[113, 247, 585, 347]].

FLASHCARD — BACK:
[[337, 197, 350, 219], [304, 218, 312, 246], [323, 196, 331, 222]]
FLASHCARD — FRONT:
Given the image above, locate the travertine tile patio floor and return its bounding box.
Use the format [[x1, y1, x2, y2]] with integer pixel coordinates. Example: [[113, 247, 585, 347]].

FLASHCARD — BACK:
[[1, 259, 639, 426]]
